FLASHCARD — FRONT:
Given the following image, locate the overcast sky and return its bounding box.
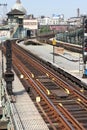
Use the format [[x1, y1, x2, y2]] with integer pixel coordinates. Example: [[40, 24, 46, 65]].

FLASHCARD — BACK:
[[2, 0, 87, 19]]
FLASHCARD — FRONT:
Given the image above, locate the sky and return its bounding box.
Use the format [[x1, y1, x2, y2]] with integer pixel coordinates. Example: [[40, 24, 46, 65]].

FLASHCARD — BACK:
[[1, 0, 87, 19]]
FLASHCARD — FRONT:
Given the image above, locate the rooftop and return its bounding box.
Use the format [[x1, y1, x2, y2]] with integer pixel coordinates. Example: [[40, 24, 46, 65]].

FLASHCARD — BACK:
[[12, 0, 26, 14]]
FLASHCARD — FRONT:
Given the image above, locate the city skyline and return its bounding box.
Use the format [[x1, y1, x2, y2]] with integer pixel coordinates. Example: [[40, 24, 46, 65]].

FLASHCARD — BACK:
[[1, 0, 87, 19]]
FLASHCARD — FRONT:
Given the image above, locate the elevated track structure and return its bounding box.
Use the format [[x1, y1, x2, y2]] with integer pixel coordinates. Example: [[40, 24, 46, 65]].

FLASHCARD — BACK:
[[3, 40, 87, 130]]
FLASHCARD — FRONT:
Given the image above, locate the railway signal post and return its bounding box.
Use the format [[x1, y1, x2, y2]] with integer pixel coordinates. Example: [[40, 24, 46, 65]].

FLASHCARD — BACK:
[[83, 16, 87, 78], [52, 38, 56, 63]]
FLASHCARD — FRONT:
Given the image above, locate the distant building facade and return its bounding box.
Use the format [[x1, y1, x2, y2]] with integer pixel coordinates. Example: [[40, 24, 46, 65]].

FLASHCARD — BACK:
[[37, 15, 65, 25], [23, 16, 38, 36], [67, 17, 82, 27], [37, 15, 68, 32]]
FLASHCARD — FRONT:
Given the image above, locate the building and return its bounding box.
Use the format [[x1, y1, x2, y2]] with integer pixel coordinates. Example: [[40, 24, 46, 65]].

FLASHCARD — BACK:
[[37, 14, 65, 26], [7, 9, 25, 38], [67, 17, 82, 27], [37, 15, 67, 32], [23, 17, 38, 36], [12, 0, 27, 14], [6, 0, 27, 38], [7, 0, 38, 38]]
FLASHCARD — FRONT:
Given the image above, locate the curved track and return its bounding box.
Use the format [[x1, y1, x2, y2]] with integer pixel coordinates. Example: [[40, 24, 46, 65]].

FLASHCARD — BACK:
[[6, 42, 87, 129], [45, 39, 82, 53]]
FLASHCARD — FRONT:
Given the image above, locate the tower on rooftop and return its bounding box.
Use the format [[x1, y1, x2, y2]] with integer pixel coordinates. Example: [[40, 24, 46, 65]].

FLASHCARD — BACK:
[[12, 0, 27, 14], [16, 0, 21, 3]]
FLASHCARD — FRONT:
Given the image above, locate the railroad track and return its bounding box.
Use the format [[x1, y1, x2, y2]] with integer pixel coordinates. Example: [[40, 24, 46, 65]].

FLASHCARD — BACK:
[[38, 39, 82, 53], [3, 41, 87, 129], [11, 42, 87, 130]]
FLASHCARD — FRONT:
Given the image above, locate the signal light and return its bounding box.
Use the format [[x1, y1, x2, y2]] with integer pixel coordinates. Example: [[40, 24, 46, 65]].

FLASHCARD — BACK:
[[83, 17, 87, 63], [84, 38, 87, 48], [84, 47, 87, 51], [83, 16, 87, 77], [84, 38, 87, 43], [85, 25, 87, 28], [85, 19, 87, 24], [84, 29, 87, 33]]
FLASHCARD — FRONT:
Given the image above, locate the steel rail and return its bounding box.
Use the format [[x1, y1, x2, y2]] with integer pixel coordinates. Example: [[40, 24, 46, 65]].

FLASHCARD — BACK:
[[13, 57, 76, 130], [12, 49, 86, 129], [3, 41, 87, 129], [12, 44, 87, 104]]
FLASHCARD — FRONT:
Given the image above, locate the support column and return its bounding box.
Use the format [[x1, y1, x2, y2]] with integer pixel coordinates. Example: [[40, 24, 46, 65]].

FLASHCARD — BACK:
[[4, 40, 14, 95]]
